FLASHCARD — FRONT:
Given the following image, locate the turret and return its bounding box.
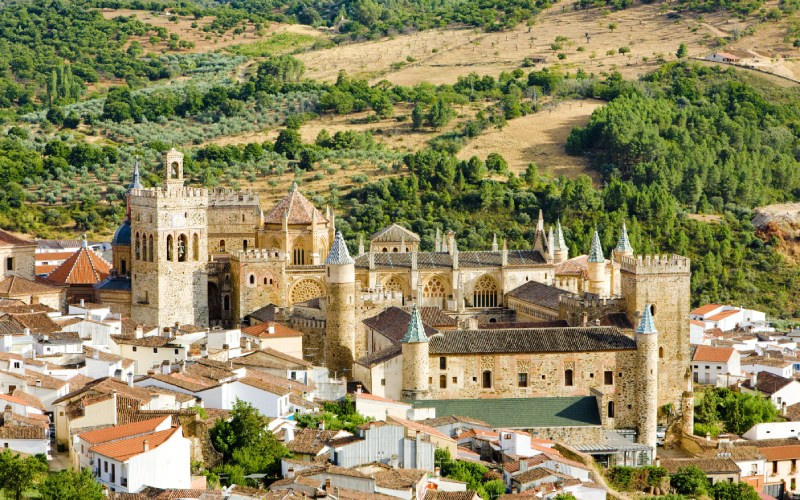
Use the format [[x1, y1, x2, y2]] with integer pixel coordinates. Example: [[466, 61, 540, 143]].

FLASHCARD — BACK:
[[435, 228, 442, 252], [614, 222, 634, 260], [547, 225, 555, 260], [553, 220, 568, 264], [163, 148, 184, 189], [635, 304, 658, 454], [491, 234, 498, 252], [532, 209, 547, 254], [324, 231, 356, 378], [401, 305, 430, 400], [587, 230, 606, 296]]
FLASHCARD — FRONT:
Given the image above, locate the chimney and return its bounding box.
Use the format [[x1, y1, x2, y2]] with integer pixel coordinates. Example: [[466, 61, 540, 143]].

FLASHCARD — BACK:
[[135, 325, 143, 339], [334, 487, 339, 498], [324, 478, 331, 491], [143, 439, 149, 452], [356, 383, 362, 394], [284, 426, 294, 443], [80, 298, 85, 307], [706, 432, 711, 441], [390, 453, 399, 468], [127, 372, 134, 387], [581, 312, 588, 327], [655, 457, 661, 467], [42, 335, 48, 343], [320, 420, 325, 431], [3, 405, 11, 423], [267, 325, 275, 334], [520, 460, 528, 472], [750, 371, 758, 387], [93, 350, 99, 360], [35, 379, 41, 387], [23, 328, 30, 336]]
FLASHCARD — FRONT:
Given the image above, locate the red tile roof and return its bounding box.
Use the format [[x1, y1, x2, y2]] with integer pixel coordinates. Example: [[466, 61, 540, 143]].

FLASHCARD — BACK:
[[89, 426, 180, 461], [0, 275, 61, 296], [79, 415, 170, 444], [760, 445, 800, 461], [241, 321, 303, 338], [262, 186, 327, 225], [691, 304, 723, 316], [46, 246, 111, 285], [693, 345, 735, 363], [706, 309, 741, 322], [386, 415, 455, 442], [0, 229, 33, 247]]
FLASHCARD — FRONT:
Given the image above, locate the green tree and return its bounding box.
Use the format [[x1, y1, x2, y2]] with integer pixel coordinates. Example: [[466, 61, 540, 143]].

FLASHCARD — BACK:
[[425, 97, 454, 129], [486, 153, 508, 174], [0, 450, 47, 500], [710, 480, 759, 500], [40, 468, 104, 500], [670, 465, 708, 496], [677, 43, 688, 59], [274, 129, 303, 160], [411, 102, 425, 129]]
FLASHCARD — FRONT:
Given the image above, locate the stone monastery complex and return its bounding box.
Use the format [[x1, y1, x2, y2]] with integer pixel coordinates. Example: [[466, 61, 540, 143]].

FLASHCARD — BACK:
[[86, 149, 691, 453]]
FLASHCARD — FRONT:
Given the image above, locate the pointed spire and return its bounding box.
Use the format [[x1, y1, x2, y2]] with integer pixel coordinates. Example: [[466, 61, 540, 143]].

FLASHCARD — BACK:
[[402, 305, 428, 343], [325, 231, 354, 265], [290, 181, 298, 192], [615, 221, 633, 255], [128, 157, 143, 190], [491, 234, 498, 252], [357, 234, 364, 256], [636, 304, 657, 334], [554, 220, 566, 250], [536, 209, 544, 232], [588, 230, 604, 263], [547, 225, 554, 257]]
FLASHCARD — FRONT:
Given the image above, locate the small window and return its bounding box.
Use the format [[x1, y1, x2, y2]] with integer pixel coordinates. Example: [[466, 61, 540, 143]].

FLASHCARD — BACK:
[[439, 357, 447, 370], [153, 348, 158, 353], [249, 274, 255, 285], [565, 369, 574, 386], [659, 346, 664, 359], [132, 346, 137, 352], [6, 257, 13, 271], [607, 401, 615, 418], [381, 379, 386, 386], [604, 371, 613, 385], [518, 373, 528, 387], [439, 375, 447, 389], [174, 348, 179, 355], [452, 377, 457, 384], [263, 277, 267, 285]]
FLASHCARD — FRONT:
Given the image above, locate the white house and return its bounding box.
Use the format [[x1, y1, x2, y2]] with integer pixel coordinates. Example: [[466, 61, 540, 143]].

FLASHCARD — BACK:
[[743, 422, 800, 440], [75, 415, 172, 471], [32, 332, 83, 356], [110, 336, 188, 375], [84, 420, 191, 493], [84, 347, 136, 381], [0, 403, 49, 457], [742, 371, 800, 411], [741, 356, 794, 379], [691, 304, 768, 333], [692, 345, 741, 385], [354, 391, 414, 421], [240, 322, 303, 359]]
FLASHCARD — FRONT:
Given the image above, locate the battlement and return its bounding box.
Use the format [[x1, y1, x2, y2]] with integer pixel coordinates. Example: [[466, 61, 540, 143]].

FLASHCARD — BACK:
[[620, 254, 691, 275], [130, 186, 208, 199], [209, 188, 260, 206], [559, 293, 624, 310], [359, 289, 404, 308], [232, 249, 286, 262]]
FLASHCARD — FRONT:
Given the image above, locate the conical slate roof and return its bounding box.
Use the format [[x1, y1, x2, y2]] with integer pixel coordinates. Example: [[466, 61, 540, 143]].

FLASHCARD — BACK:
[[588, 230, 604, 263], [325, 231, 354, 265], [554, 220, 566, 251], [615, 222, 633, 254], [636, 304, 657, 335], [128, 158, 143, 190], [402, 305, 428, 343], [46, 245, 112, 285], [263, 184, 328, 225]]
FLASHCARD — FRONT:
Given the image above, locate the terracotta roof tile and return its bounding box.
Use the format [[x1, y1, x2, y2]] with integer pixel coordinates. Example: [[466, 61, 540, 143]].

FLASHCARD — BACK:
[[79, 415, 170, 444], [242, 321, 303, 339], [742, 371, 794, 394], [363, 307, 437, 344], [693, 345, 735, 363], [53, 376, 152, 405], [233, 348, 311, 370], [430, 327, 636, 354], [370, 224, 421, 243], [660, 457, 741, 474], [89, 426, 179, 461], [287, 428, 343, 455], [2, 312, 60, 334], [46, 246, 111, 285], [0, 276, 61, 296], [263, 186, 327, 225], [506, 281, 572, 310], [760, 445, 800, 461], [10, 390, 45, 412], [238, 377, 292, 396], [691, 304, 723, 316], [0, 230, 33, 247]]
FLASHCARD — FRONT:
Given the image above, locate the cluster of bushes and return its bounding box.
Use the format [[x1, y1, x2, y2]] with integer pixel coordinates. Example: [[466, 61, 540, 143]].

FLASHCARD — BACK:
[[694, 387, 778, 436], [607, 465, 669, 492], [434, 448, 506, 500]]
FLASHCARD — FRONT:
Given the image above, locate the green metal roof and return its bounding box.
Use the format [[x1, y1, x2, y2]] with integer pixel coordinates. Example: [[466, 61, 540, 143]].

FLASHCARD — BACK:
[[636, 304, 657, 335], [588, 230, 604, 263], [614, 222, 633, 255], [401, 304, 429, 343], [409, 396, 601, 428]]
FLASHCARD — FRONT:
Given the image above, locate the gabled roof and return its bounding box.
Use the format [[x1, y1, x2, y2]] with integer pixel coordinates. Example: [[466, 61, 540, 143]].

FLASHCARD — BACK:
[[53, 376, 151, 405], [233, 348, 311, 370], [693, 345, 735, 363], [79, 415, 170, 444], [363, 307, 437, 345], [89, 426, 180, 461], [263, 184, 327, 225], [691, 304, 723, 316], [386, 415, 454, 442], [660, 457, 740, 474], [353, 250, 548, 270], [247, 304, 279, 323], [3, 312, 60, 334], [506, 281, 571, 310], [0, 229, 33, 248], [706, 309, 741, 322], [370, 224, 421, 243], [0, 275, 60, 296], [429, 327, 635, 354], [46, 245, 112, 285], [742, 371, 794, 395]]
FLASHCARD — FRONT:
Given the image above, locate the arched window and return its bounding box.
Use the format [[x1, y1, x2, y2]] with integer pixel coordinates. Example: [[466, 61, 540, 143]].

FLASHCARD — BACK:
[[473, 275, 498, 308], [120, 259, 127, 275], [148, 235, 154, 262], [249, 274, 255, 285], [243, 240, 248, 251], [135, 233, 141, 260], [659, 346, 664, 359], [382, 248, 388, 253], [292, 238, 306, 266], [223, 295, 230, 311], [607, 401, 615, 418], [392, 247, 398, 253], [141, 234, 148, 262], [263, 277, 268, 285], [482, 370, 492, 389], [565, 369, 574, 386], [166, 235, 174, 261], [193, 234, 199, 261], [177, 234, 187, 262], [219, 240, 226, 253], [439, 375, 447, 389], [170, 161, 179, 178]]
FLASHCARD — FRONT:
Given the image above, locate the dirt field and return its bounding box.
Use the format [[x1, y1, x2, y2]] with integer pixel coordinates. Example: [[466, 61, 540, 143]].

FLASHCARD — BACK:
[[297, 3, 747, 85], [100, 9, 323, 54], [457, 99, 603, 180]]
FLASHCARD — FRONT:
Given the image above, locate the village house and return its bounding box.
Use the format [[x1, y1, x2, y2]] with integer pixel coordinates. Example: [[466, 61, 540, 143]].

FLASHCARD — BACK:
[[741, 371, 800, 411], [692, 345, 741, 385], [240, 321, 303, 359]]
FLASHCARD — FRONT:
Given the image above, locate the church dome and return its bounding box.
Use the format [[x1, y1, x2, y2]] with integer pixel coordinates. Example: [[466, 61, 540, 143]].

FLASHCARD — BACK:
[[112, 219, 131, 247]]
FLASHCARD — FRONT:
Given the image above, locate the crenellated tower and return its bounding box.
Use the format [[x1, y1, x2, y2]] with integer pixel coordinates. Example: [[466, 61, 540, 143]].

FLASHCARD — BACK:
[[130, 149, 209, 328]]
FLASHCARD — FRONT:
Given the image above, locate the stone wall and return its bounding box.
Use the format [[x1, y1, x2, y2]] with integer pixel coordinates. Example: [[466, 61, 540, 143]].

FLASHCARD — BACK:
[[636, 332, 659, 449], [325, 281, 356, 378], [427, 350, 639, 429], [528, 425, 605, 444], [207, 190, 260, 255], [0, 245, 35, 281]]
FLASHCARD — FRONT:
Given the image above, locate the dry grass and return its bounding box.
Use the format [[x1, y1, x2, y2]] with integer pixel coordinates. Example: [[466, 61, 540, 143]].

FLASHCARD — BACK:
[[297, 3, 750, 85], [457, 99, 603, 180]]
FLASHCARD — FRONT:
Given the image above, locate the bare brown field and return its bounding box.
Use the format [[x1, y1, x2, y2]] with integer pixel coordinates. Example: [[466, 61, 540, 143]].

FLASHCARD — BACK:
[[457, 99, 603, 181], [99, 9, 323, 54], [297, 3, 748, 85]]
